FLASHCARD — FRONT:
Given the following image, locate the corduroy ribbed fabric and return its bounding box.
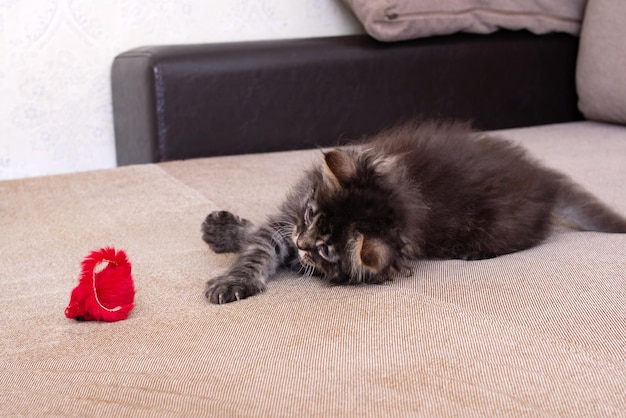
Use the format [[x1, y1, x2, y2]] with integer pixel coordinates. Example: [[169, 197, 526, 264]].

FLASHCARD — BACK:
[[1, 122, 625, 416]]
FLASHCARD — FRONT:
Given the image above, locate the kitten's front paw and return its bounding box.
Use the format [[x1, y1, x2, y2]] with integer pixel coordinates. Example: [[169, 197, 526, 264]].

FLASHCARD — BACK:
[[202, 210, 252, 253], [205, 275, 265, 304]]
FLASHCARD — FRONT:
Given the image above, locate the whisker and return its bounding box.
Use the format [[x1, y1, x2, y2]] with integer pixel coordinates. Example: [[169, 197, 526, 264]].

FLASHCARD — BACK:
[[271, 224, 296, 247], [271, 220, 295, 228], [296, 263, 306, 275]]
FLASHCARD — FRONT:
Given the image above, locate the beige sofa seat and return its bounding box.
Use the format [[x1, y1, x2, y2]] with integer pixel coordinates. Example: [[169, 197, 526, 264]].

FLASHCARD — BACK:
[[1, 121, 625, 415]]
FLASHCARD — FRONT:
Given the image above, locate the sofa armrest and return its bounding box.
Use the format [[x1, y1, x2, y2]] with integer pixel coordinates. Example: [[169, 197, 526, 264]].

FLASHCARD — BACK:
[[111, 32, 582, 165]]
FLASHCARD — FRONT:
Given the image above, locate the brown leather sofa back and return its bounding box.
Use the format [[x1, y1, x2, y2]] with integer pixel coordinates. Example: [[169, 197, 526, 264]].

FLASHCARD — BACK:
[[112, 32, 582, 165]]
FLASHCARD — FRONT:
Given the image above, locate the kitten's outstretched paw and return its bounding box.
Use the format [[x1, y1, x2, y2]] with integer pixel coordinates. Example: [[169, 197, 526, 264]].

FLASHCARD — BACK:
[[205, 276, 265, 304], [202, 211, 253, 253]]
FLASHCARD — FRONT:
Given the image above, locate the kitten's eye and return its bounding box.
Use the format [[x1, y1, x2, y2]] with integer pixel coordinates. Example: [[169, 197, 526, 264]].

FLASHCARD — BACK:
[[317, 243, 330, 260], [304, 205, 314, 226]]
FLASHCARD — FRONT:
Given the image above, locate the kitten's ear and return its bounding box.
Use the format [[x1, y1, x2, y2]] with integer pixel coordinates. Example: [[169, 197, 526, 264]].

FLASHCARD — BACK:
[[323, 149, 357, 189], [357, 235, 392, 274]]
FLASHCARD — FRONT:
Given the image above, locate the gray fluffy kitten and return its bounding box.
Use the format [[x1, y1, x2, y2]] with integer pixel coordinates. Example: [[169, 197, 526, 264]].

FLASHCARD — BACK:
[[202, 121, 626, 304]]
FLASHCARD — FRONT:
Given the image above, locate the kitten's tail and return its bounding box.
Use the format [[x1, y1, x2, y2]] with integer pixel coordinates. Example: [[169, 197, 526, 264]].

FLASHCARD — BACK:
[[554, 180, 626, 233]]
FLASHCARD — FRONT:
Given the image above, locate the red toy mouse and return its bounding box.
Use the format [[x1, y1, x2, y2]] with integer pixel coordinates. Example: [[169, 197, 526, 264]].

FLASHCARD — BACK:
[[65, 247, 135, 322]]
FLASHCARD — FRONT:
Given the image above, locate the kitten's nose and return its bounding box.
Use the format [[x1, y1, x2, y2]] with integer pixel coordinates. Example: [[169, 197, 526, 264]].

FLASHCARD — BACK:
[[296, 236, 313, 251]]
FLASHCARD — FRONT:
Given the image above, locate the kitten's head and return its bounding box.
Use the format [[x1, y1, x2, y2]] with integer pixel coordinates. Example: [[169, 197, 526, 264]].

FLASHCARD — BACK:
[[293, 148, 413, 284]]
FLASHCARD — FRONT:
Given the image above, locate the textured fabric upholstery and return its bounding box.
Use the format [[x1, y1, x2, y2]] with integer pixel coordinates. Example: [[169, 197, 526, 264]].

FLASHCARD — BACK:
[[342, 0, 586, 41], [2, 122, 625, 416], [576, 0, 626, 124]]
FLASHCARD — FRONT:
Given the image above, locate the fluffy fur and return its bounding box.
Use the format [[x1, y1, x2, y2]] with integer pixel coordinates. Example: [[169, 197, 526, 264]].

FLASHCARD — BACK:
[[65, 247, 135, 321], [202, 121, 626, 304]]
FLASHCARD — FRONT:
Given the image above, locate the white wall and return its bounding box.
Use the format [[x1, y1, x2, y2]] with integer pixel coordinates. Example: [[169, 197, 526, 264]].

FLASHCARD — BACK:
[[0, 0, 362, 180]]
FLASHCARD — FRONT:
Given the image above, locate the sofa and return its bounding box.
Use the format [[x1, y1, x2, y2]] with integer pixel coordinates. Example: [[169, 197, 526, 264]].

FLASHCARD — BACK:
[[2, 0, 625, 415]]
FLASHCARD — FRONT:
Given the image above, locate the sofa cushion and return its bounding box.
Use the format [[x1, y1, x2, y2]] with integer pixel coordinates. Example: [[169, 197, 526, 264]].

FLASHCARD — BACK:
[[576, 0, 626, 124], [341, 0, 586, 41], [2, 121, 626, 415]]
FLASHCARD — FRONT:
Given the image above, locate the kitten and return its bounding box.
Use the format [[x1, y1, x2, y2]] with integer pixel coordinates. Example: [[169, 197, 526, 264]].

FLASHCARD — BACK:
[[202, 120, 626, 304]]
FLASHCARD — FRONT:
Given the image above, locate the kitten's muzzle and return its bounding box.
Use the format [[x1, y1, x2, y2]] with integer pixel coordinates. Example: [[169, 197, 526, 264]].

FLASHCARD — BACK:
[[296, 235, 315, 251]]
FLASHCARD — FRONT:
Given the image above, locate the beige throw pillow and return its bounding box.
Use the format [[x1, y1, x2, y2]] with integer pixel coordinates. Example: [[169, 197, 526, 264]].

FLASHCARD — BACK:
[[342, 0, 586, 41], [576, 0, 626, 124]]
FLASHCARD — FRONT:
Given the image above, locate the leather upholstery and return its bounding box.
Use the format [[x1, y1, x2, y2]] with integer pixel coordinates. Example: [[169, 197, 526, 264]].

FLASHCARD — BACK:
[[112, 32, 582, 165]]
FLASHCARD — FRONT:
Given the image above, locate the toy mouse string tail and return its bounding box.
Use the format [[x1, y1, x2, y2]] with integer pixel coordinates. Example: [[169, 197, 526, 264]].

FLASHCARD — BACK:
[[92, 259, 122, 312]]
